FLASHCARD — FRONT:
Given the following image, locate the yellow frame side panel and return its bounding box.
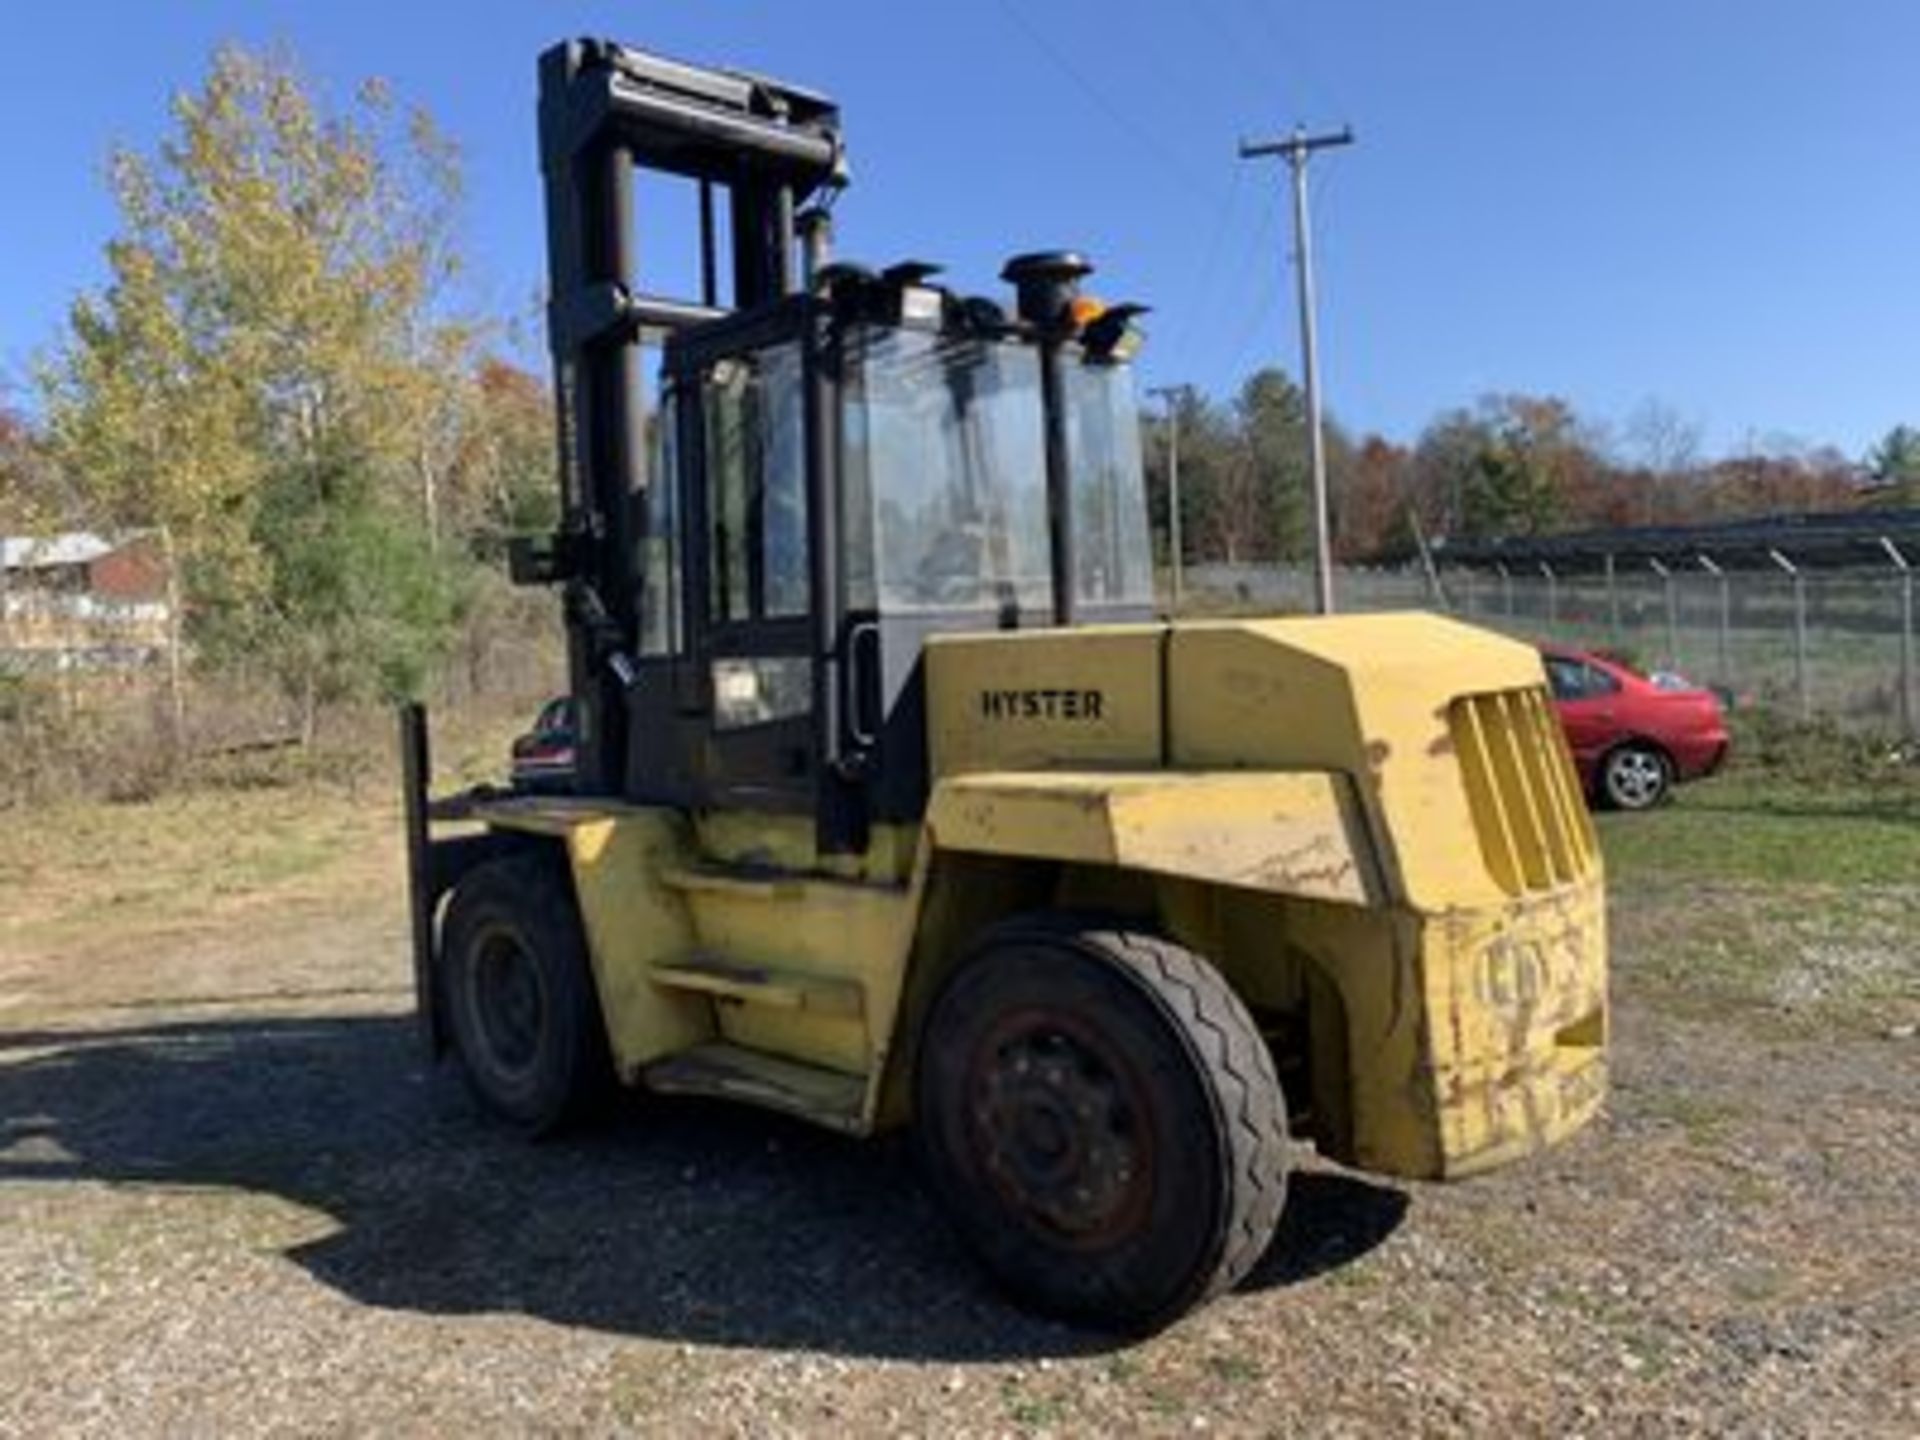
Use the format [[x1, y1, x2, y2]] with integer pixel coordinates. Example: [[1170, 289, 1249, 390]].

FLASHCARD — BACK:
[[564, 813, 717, 1076], [927, 770, 1382, 908], [473, 800, 715, 1080], [681, 876, 919, 1077]]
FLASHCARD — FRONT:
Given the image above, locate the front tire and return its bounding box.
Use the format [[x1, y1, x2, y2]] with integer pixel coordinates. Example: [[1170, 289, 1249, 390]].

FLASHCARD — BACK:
[[440, 851, 610, 1133], [1601, 743, 1671, 811], [914, 917, 1289, 1331]]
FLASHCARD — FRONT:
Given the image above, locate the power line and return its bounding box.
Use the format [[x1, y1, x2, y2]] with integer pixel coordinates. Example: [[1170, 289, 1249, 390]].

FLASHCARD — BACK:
[[1188, 0, 1294, 115], [1219, 182, 1288, 379], [1164, 163, 1246, 375], [992, 2, 1272, 402], [991, 0, 1219, 205], [1233, 1, 1349, 123]]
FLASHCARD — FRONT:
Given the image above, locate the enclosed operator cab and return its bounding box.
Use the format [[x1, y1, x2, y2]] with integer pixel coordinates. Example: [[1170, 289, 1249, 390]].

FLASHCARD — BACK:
[[622, 253, 1156, 846], [400, 37, 1609, 1333]]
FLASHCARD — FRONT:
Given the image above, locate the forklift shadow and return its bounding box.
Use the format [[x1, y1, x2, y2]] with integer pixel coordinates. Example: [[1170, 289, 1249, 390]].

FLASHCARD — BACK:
[[0, 1013, 1405, 1358]]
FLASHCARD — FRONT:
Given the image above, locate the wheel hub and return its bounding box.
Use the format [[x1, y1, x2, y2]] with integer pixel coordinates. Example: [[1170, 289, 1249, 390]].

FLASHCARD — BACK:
[[474, 928, 546, 1075], [968, 1018, 1151, 1244], [1610, 751, 1663, 805]]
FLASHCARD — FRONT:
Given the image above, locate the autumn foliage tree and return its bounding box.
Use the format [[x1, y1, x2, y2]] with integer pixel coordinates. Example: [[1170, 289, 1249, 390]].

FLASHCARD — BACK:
[[452, 358, 560, 547], [1141, 378, 1888, 572], [1334, 435, 1413, 559]]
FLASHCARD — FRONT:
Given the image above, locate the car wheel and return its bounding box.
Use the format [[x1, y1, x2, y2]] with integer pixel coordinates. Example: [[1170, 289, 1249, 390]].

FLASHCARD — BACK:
[[914, 916, 1289, 1332], [1601, 743, 1671, 811]]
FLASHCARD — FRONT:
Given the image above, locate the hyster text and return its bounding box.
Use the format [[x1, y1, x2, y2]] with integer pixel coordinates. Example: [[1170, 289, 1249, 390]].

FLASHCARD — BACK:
[[980, 688, 1105, 721]]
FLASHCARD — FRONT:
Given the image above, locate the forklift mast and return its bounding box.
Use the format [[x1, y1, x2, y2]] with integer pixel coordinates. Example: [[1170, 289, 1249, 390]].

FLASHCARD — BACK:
[[526, 39, 847, 793]]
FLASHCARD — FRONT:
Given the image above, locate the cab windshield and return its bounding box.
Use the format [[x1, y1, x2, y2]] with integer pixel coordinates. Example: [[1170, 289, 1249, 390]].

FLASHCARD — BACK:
[[841, 326, 1051, 614], [840, 324, 1154, 617]]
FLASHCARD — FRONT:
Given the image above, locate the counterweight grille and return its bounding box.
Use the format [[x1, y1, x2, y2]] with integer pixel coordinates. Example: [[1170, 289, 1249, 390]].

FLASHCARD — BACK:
[[1450, 688, 1598, 895]]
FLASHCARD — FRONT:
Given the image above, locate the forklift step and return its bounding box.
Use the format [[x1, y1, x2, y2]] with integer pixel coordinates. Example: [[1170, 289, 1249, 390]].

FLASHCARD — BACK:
[[658, 864, 806, 900], [642, 1042, 867, 1133], [649, 953, 865, 1018]]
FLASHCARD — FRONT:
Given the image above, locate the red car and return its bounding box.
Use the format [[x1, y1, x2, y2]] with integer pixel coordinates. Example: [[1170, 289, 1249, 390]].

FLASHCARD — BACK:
[[1540, 646, 1730, 810], [509, 696, 578, 791]]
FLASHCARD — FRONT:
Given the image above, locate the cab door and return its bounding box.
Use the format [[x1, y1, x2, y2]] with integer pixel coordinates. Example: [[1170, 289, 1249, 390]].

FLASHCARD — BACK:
[[678, 327, 818, 816], [623, 379, 702, 807]]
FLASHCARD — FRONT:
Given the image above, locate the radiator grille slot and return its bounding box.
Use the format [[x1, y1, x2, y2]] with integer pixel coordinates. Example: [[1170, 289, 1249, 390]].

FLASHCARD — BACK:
[[1451, 687, 1597, 895]]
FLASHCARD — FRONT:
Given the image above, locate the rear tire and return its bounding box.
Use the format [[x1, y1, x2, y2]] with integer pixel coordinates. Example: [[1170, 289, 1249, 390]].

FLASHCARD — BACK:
[[914, 916, 1289, 1332], [440, 851, 611, 1134], [1600, 743, 1671, 811]]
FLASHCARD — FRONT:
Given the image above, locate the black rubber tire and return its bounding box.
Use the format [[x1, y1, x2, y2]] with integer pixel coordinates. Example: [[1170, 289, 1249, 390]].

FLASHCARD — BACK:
[[914, 916, 1289, 1332], [1600, 742, 1672, 811], [440, 851, 611, 1134]]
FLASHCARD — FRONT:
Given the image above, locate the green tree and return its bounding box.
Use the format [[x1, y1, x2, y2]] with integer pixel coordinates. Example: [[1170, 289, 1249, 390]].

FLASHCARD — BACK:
[[1143, 388, 1242, 568], [1232, 369, 1310, 561], [1411, 406, 1490, 538], [1414, 394, 1599, 540], [1141, 370, 1358, 571], [1867, 424, 1920, 505], [40, 45, 475, 739]]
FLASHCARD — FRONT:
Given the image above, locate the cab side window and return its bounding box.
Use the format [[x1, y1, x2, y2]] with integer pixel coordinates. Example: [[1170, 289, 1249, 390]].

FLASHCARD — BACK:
[[703, 343, 807, 625], [640, 389, 683, 657], [700, 342, 811, 735]]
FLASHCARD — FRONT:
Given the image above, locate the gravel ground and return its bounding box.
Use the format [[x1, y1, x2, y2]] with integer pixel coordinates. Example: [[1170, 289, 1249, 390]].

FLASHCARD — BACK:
[[2, 803, 1917, 1435]]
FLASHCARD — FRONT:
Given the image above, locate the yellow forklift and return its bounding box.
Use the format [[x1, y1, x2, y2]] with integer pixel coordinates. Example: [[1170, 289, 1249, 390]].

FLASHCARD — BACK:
[[401, 37, 1608, 1331]]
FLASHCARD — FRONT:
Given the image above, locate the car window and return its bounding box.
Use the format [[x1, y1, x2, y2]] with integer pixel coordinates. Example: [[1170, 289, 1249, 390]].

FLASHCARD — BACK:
[[1544, 657, 1586, 701], [1580, 663, 1621, 697], [1545, 657, 1619, 701]]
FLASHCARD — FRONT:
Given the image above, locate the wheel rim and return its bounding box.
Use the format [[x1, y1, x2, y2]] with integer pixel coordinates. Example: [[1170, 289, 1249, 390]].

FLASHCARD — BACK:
[[1608, 749, 1664, 806], [472, 925, 547, 1076], [965, 1010, 1156, 1248]]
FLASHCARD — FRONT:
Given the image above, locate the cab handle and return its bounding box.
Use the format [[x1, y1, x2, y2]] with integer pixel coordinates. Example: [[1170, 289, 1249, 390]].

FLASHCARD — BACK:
[[844, 620, 882, 749]]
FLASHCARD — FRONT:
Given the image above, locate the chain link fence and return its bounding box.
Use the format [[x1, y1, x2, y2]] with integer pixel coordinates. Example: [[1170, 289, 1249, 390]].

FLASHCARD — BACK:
[[1185, 561, 1920, 736]]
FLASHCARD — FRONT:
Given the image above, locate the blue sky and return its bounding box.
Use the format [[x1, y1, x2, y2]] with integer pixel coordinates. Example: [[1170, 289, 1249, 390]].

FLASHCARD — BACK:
[[2, 2, 1914, 459]]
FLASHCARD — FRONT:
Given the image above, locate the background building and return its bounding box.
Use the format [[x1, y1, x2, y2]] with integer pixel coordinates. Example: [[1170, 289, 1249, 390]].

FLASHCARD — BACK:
[[0, 531, 173, 675]]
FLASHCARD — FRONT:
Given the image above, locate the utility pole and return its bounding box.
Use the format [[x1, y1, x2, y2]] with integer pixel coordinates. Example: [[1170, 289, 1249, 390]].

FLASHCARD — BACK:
[[1146, 383, 1190, 613], [1239, 125, 1353, 615]]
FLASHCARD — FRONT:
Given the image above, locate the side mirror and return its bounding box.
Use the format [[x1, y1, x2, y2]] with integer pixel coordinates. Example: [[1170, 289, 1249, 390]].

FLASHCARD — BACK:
[[507, 532, 586, 586]]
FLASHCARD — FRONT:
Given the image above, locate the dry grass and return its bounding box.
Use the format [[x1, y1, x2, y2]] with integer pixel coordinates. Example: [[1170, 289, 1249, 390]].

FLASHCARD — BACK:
[[0, 705, 527, 1034]]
